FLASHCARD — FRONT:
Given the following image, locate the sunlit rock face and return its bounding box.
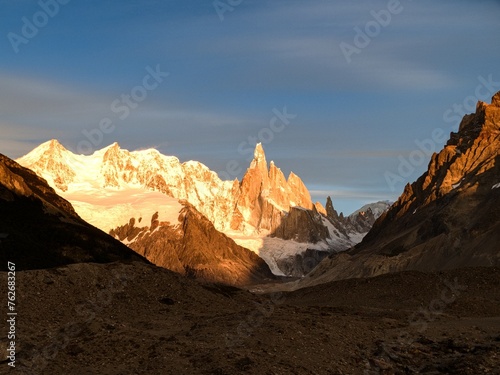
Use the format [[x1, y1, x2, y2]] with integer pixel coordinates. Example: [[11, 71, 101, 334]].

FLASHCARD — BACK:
[[300, 92, 500, 287]]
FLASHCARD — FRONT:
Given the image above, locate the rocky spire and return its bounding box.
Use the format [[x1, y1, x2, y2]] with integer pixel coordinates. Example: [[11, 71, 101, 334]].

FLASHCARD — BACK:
[[249, 143, 268, 174], [232, 143, 314, 231], [325, 196, 339, 220]]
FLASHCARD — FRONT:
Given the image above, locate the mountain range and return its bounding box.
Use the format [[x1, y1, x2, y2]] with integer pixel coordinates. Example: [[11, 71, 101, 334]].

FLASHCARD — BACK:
[[17, 141, 387, 278], [11, 92, 500, 287], [2, 92, 500, 374]]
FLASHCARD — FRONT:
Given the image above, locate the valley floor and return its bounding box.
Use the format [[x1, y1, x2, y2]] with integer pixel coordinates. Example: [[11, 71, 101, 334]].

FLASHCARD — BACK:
[[2, 263, 499, 374]]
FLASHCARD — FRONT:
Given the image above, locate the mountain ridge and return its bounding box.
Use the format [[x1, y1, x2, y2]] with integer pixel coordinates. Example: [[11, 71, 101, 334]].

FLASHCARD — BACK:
[[109, 200, 275, 286], [293, 91, 500, 288]]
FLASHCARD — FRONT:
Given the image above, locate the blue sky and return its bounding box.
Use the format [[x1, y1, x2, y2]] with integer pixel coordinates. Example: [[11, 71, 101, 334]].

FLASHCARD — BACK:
[[1, 0, 499, 215]]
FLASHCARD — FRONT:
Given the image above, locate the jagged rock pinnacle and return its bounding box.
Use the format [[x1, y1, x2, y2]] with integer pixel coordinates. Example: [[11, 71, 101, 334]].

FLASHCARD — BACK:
[[250, 143, 268, 172], [325, 196, 339, 220]]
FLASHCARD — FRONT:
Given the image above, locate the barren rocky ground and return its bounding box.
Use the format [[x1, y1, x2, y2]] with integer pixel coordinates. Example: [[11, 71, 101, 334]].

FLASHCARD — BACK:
[[2, 262, 499, 374]]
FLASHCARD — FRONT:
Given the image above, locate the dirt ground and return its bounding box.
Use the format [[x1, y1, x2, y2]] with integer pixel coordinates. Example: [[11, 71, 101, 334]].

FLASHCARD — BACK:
[[2, 262, 499, 374]]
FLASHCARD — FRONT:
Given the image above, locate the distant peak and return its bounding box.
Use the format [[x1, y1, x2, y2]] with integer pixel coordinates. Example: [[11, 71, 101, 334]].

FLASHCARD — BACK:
[[18, 139, 68, 162], [99, 142, 122, 154], [48, 139, 62, 146], [42, 139, 66, 150], [101, 142, 126, 163], [15, 140, 75, 183], [254, 143, 265, 158], [249, 143, 268, 171], [107, 142, 121, 150]]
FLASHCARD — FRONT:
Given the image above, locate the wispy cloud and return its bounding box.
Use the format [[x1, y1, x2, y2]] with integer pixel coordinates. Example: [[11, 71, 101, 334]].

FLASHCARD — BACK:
[[1, 0, 499, 215]]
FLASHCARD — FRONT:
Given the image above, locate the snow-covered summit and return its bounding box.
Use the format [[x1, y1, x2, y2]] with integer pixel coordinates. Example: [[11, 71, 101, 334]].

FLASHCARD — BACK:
[[348, 201, 392, 219], [18, 141, 235, 228]]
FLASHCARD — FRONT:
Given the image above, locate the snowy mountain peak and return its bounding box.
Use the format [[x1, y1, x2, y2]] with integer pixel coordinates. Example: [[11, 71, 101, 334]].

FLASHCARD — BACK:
[[17, 139, 76, 191], [103, 142, 122, 153], [46, 138, 66, 150], [348, 201, 392, 219], [18, 139, 68, 164], [18, 141, 236, 228], [102, 142, 124, 158]]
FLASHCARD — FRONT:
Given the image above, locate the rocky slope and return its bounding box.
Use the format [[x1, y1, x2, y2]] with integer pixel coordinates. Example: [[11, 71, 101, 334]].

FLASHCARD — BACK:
[[17, 141, 378, 276], [297, 92, 500, 287], [9, 260, 500, 374], [109, 201, 275, 286], [0, 154, 144, 270]]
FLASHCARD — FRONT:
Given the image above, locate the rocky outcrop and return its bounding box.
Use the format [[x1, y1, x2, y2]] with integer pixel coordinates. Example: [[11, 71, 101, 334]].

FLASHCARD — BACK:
[[110, 202, 275, 286], [348, 208, 376, 233], [271, 206, 329, 243], [275, 248, 331, 277], [0, 154, 145, 270], [0, 153, 77, 217], [314, 201, 327, 216], [299, 92, 500, 287]]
